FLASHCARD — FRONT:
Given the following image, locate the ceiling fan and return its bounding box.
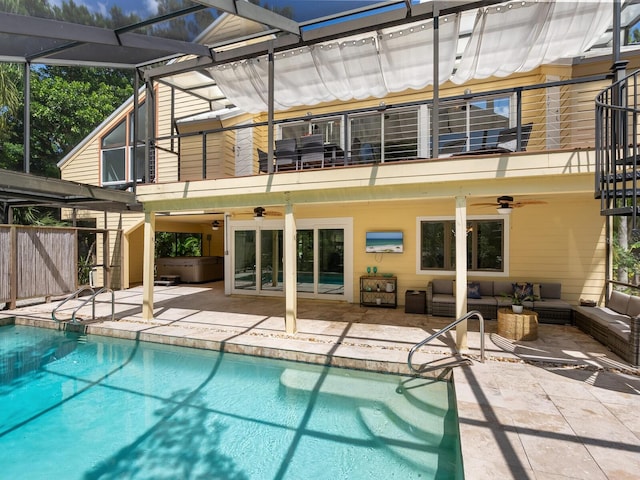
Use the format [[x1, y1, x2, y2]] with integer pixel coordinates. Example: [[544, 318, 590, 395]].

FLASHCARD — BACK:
[[232, 206, 283, 220], [472, 196, 547, 214]]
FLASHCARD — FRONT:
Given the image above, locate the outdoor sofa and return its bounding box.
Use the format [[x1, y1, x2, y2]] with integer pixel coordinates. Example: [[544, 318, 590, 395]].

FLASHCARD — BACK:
[[574, 290, 640, 366], [427, 279, 572, 324]]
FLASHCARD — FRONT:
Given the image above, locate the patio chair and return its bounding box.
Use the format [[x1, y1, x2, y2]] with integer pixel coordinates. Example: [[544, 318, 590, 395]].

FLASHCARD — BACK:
[[360, 142, 379, 162], [350, 138, 361, 164], [298, 134, 324, 169], [257, 148, 270, 173], [274, 138, 298, 171], [495, 123, 533, 151], [436, 132, 468, 156]]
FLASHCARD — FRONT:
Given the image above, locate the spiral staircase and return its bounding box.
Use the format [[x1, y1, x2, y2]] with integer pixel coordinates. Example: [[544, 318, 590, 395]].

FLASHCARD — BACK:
[[595, 67, 640, 235]]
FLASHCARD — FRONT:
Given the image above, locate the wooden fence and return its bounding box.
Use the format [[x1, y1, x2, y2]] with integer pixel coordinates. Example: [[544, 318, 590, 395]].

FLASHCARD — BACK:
[[0, 225, 114, 308]]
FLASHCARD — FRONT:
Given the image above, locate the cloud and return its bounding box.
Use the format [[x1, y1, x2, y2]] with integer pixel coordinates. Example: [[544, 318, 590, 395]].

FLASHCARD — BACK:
[[96, 1, 108, 17], [145, 0, 159, 16]]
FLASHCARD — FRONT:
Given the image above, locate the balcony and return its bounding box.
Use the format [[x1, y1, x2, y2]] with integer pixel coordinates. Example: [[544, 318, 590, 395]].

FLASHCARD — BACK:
[[145, 73, 609, 184]]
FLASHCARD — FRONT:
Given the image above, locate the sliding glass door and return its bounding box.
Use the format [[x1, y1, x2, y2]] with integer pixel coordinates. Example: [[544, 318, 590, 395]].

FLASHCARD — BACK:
[[260, 229, 284, 292], [296, 228, 345, 295], [231, 218, 352, 300]]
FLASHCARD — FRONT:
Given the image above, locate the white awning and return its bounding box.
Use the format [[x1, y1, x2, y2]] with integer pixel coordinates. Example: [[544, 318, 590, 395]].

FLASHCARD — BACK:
[[452, 0, 612, 83], [209, 0, 612, 113]]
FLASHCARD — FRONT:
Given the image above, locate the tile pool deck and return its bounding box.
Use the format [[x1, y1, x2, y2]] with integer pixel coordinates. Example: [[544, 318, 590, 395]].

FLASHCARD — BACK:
[[2, 282, 640, 479]]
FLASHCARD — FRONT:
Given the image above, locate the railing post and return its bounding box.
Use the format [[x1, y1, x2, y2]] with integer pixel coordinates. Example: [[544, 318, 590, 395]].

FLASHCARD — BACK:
[[516, 88, 523, 150], [202, 132, 207, 179], [431, 6, 440, 158]]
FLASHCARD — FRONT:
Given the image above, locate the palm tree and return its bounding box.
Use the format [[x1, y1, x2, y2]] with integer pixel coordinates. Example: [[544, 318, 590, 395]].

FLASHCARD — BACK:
[[0, 63, 21, 129]]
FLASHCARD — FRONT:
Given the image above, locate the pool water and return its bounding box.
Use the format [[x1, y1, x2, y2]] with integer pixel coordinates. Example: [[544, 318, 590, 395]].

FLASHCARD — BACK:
[[0, 325, 463, 480]]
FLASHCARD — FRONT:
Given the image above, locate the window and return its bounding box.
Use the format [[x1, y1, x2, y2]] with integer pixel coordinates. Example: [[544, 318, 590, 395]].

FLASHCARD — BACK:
[[420, 218, 505, 272], [101, 102, 147, 185], [280, 116, 342, 145]]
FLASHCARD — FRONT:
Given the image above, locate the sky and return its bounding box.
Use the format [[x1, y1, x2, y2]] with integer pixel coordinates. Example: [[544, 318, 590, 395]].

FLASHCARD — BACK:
[[53, 0, 384, 23]]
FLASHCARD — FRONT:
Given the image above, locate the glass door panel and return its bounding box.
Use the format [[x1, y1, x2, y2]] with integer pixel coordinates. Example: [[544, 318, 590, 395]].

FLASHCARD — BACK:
[[234, 230, 256, 290], [297, 229, 314, 293], [318, 229, 344, 295], [260, 229, 283, 292]]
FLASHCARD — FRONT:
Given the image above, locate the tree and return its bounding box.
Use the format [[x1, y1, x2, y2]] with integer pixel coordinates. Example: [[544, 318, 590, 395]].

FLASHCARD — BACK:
[[0, 66, 134, 176], [0, 64, 21, 129]]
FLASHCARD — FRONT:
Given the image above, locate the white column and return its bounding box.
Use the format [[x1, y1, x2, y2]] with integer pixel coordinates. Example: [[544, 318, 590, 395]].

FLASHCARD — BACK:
[[142, 211, 156, 321], [455, 196, 468, 351], [284, 203, 297, 334]]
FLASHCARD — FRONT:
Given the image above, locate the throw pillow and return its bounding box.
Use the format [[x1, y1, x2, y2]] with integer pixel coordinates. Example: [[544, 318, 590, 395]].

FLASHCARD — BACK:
[[533, 283, 541, 300], [512, 282, 533, 299], [467, 282, 482, 299]]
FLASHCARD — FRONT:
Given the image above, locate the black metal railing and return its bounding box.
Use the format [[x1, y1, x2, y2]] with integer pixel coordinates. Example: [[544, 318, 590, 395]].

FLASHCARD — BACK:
[[150, 74, 608, 182], [595, 69, 640, 231]]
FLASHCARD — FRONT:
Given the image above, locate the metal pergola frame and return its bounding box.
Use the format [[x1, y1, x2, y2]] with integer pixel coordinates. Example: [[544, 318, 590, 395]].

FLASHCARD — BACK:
[[0, 0, 625, 210]]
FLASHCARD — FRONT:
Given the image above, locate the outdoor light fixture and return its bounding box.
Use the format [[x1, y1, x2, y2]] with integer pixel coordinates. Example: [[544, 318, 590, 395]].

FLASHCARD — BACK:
[[254, 206, 265, 222], [496, 196, 513, 215], [211, 220, 220, 230]]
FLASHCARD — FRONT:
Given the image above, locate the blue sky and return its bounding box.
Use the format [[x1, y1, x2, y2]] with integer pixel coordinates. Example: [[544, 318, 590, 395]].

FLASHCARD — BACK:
[[53, 0, 382, 23]]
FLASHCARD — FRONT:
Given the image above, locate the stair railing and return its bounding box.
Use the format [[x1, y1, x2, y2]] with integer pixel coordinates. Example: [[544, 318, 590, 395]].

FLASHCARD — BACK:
[[52, 286, 114, 325], [595, 69, 640, 231], [407, 310, 484, 373]]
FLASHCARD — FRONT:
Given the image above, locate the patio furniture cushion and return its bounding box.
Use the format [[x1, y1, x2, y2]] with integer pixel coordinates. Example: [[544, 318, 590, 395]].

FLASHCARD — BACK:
[[432, 279, 453, 295], [467, 282, 481, 298], [609, 290, 631, 314], [493, 281, 513, 296], [626, 295, 640, 317]]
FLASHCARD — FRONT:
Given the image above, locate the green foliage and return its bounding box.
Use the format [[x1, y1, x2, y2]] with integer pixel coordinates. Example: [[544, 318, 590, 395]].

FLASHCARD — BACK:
[[0, 64, 21, 129], [1, 66, 134, 176], [10, 206, 62, 226], [612, 237, 640, 283], [156, 232, 202, 257]]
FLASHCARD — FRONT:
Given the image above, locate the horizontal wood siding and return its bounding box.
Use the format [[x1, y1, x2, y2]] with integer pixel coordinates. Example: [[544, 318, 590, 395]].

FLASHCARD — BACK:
[[156, 84, 209, 183], [60, 137, 101, 185], [561, 80, 609, 149], [508, 196, 606, 304]]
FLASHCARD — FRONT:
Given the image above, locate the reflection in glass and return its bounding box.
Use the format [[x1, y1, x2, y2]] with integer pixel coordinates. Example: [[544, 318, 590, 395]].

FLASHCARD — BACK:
[[297, 229, 314, 293], [234, 230, 256, 290], [318, 229, 344, 295], [261, 230, 283, 292]]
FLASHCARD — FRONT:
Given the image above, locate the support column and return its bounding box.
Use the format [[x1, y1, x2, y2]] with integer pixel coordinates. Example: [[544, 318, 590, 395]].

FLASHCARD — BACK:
[[455, 196, 468, 351], [142, 211, 156, 320], [284, 202, 297, 334], [432, 7, 440, 158], [267, 45, 275, 173], [23, 62, 30, 174]]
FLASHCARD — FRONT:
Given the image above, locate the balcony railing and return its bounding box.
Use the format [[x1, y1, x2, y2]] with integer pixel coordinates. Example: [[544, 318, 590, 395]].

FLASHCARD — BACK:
[[149, 74, 609, 182]]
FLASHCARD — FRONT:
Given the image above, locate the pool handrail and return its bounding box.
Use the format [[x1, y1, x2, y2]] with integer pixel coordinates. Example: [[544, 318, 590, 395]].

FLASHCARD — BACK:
[[52, 286, 115, 325], [407, 310, 485, 373]]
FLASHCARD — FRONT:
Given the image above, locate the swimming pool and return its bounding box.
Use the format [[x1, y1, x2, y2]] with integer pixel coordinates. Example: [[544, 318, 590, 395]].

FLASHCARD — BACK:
[[0, 325, 463, 479]]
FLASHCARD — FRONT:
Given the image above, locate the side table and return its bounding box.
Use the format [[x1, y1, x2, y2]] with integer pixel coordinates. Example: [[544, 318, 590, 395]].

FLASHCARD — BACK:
[[497, 308, 538, 341]]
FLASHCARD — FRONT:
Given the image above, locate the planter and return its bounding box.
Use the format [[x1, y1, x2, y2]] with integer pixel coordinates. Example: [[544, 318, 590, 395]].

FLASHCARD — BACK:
[[512, 304, 524, 314]]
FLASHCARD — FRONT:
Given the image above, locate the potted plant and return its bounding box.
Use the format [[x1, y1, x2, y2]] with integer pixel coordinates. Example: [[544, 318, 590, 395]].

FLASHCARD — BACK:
[[503, 284, 536, 313]]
